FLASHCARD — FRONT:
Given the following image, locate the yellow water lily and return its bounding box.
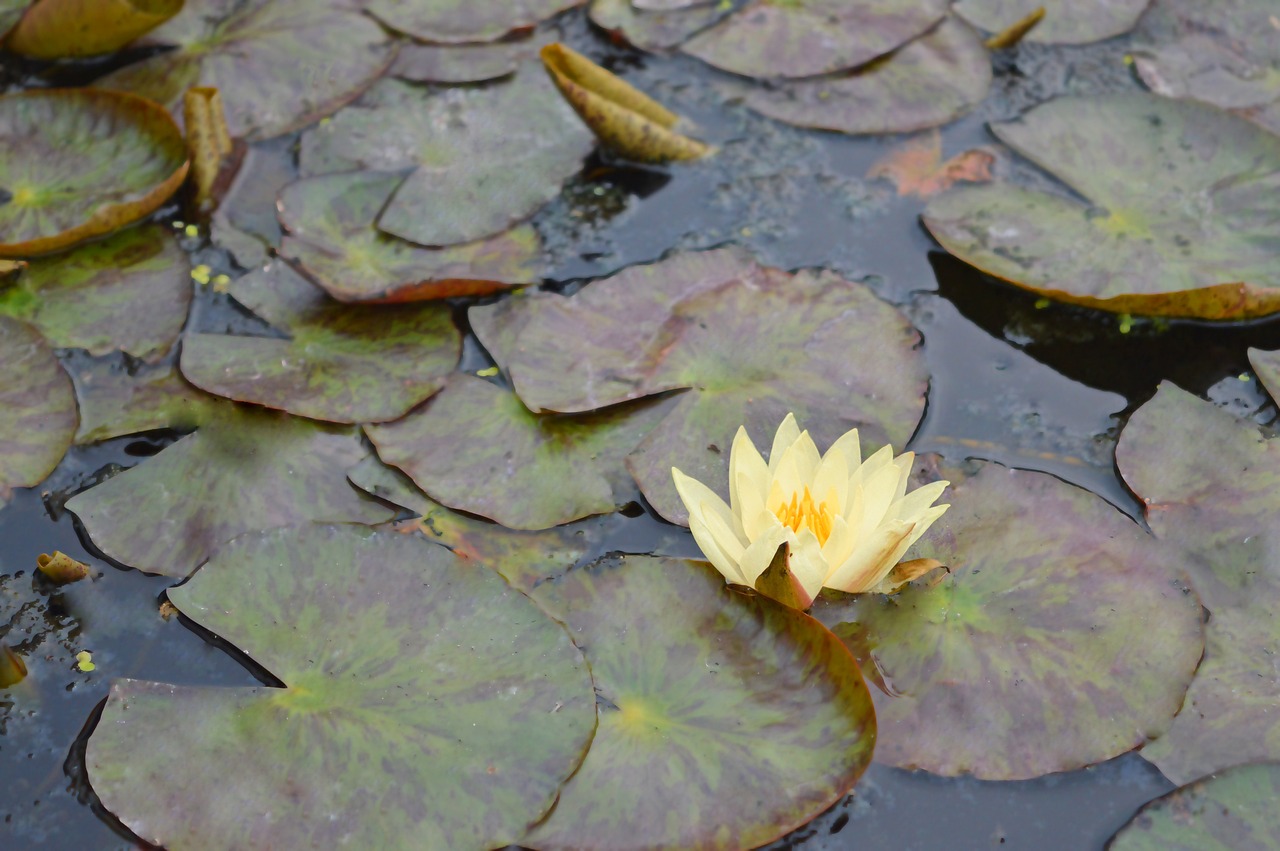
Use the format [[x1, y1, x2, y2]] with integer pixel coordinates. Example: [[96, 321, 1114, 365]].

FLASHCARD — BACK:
[[672, 413, 950, 608]]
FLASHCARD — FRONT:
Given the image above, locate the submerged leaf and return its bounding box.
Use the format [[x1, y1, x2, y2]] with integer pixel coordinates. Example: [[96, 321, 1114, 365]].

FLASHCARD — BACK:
[[392, 34, 553, 84], [71, 360, 219, 445], [867, 130, 994, 198], [86, 525, 597, 851], [6, 0, 182, 59], [955, 0, 1148, 45], [587, 0, 731, 52], [0, 317, 77, 505], [541, 42, 712, 163], [365, 0, 585, 44]]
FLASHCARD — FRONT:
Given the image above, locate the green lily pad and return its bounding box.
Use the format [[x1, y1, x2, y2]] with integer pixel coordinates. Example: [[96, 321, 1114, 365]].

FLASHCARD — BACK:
[[299, 72, 593, 247], [733, 16, 992, 135], [366, 374, 670, 530], [0, 89, 188, 258], [1133, 0, 1280, 137], [681, 0, 949, 79], [1115, 382, 1280, 783], [923, 93, 1280, 319], [348, 456, 623, 592], [70, 359, 220, 445], [588, 0, 731, 52], [0, 317, 76, 503], [525, 555, 875, 849], [86, 524, 597, 851], [66, 406, 392, 576], [470, 247, 927, 524], [954, 0, 1150, 44], [97, 0, 393, 140], [2, 224, 190, 359], [811, 457, 1205, 780], [1108, 763, 1280, 851], [365, 0, 583, 43], [277, 170, 542, 303], [180, 260, 460, 423]]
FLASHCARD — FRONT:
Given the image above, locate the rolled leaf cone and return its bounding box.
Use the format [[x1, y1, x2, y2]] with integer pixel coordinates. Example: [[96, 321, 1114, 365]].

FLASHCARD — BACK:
[[6, 0, 183, 59], [36, 550, 91, 585], [754, 542, 814, 610], [183, 87, 235, 209], [0, 644, 27, 688], [540, 42, 712, 163]]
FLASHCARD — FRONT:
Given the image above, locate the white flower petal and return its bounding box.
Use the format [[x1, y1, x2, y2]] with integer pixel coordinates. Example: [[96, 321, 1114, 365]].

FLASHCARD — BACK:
[[847, 444, 895, 493], [737, 522, 789, 586], [737, 470, 770, 540], [783, 430, 822, 484], [812, 438, 850, 515], [890, 451, 915, 502], [687, 503, 749, 585], [673, 467, 737, 536], [890, 480, 950, 524], [789, 527, 829, 601], [900, 502, 949, 551], [767, 413, 801, 475], [728, 426, 769, 518], [823, 518, 916, 593], [820, 513, 855, 578], [847, 461, 903, 540]]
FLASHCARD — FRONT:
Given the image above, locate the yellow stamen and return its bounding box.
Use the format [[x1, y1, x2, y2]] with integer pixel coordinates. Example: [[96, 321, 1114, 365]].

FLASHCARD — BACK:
[[773, 486, 834, 546]]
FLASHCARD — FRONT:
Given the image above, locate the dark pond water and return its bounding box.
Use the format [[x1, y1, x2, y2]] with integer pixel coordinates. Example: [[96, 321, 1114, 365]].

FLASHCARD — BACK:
[[4, 8, 1279, 849]]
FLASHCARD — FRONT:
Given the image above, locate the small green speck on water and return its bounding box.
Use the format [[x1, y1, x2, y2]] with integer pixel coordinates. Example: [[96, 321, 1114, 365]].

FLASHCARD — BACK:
[[75, 650, 95, 672], [477, 366, 499, 377], [1034, 298, 1050, 309], [1118, 314, 1133, 334]]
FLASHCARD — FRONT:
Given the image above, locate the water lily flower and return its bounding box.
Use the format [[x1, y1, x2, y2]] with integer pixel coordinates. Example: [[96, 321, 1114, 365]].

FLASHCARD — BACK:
[[672, 413, 950, 609]]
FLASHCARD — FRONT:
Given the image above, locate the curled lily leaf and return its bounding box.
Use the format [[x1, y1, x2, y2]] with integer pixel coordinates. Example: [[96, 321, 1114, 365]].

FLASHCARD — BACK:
[[183, 86, 235, 210], [0, 644, 27, 688], [36, 551, 90, 585], [540, 42, 712, 163], [6, 0, 183, 59]]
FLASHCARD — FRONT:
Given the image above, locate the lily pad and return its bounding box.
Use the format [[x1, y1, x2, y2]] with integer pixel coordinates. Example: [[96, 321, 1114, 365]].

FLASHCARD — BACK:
[[1108, 763, 1280, 850], [365, 0, 584, 43], [470, 247, 928, 524], [392, 35, 552, 84], [733, 16, 992, 135], [86, 524, 597, 851], [588, 0, 731, 52], [210, 138, 296, 270], [66, 406, 392, 576], [6, 0, 182, 59], [953, 0, 1149, 45], [277, 170, 541, 303], [97, 0, 393, 140], [525, 555, 875, 850], [2, 224, 190, 359], [299, 72, 594, 247], [682, 0, 949, 79], [0, 89, 188, 258], [70, 360, 220, 445], [0, 1, 26, 35], [923, 93, 1280, 319], [811, 458, 1205, 780], [180, 260, 460, 423], [0, 317, 77, 503], [1133, 0, 1280, 137], [366, 374, 670, 530], [1115, 382, 1280, 783]]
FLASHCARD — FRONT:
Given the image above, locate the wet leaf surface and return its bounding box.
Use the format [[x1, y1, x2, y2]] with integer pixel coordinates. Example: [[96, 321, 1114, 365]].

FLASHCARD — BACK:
[[954, 0, 1149, 45], [181, 261, 460, 423], [2, 224, 190, 359], [923, 93, 1280, 319], [66, 406, 392, 576], [731, 16, 992, 135], [811, 458, 1205, 780], [365, 0, 585, 43], [1116, 382, 1280, 784], [867, 130, 994, 198], [682, 0, 949, 79], [300, 72, 594, 247], [277, 170, 540, 303], [392, 35, 552, 84], [70, 360, 220, 445], [1133, 0, 1280, 137], [366, 374, 669, 529], [0, 317, 76, 504], [525, 555, 876, 850], [587, 0, 730, 51], [6, 0, 181, 59], [86, 524, 597, 851], [1108, 762, 1280, 850], [470, 247, 927, 524], [97, 0, 393, 140], [0, 89, 188, 257]]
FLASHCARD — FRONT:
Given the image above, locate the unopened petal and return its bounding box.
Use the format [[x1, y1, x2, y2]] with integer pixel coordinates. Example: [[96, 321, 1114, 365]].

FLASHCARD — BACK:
[[767, 413, 802, 475], [824, 519, 916, 593]]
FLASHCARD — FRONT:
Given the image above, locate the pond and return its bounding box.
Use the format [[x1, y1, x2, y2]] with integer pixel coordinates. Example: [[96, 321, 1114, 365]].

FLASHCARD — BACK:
[[3, 1, 1280, 849]]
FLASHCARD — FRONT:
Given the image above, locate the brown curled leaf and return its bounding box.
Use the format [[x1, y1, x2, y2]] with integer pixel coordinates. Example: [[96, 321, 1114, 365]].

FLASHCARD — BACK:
[[984, 5, 1045, 49], [36, 550, 91, 585], [867, 130, 995, 198], [183, 86, 235, 209], [0, 644, 27, 688]]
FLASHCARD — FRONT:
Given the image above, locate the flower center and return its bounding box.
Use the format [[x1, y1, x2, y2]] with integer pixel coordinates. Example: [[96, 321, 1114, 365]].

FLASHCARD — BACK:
[[774, 486, 834, 546]]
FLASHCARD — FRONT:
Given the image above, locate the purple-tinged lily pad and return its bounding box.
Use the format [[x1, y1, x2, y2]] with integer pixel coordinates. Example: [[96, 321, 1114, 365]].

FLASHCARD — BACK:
[[2, 224, 190, 360], [300, 72, 593, 247], [1108, 762, 1280, 850], [525, 555, 875, 850], [86, 525, 597, 851], [954, 0, 1150, 45], [733, 16, 992, 135], [587, 0, 730, 51], [0, 89, 188, 258], [366, 375, 670, 529], [66, 407, 392, 576], [470, 247, 927, 524], [366, 0, 583, 43], [923, 93, 1280, 319], [180, 261, 460, 424], [210, 139, 296, 270], [1133, 0, 1280, 137], [1115, 382, 1280, 784], [70, 360, 220, 445], [0, 317, 76, 504], [278, 170, 541, 303], [681, 0, 949, 79], [97, 0, 393, 140], [812, 458, 1204, 780], [392, 32, 556, 83]]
